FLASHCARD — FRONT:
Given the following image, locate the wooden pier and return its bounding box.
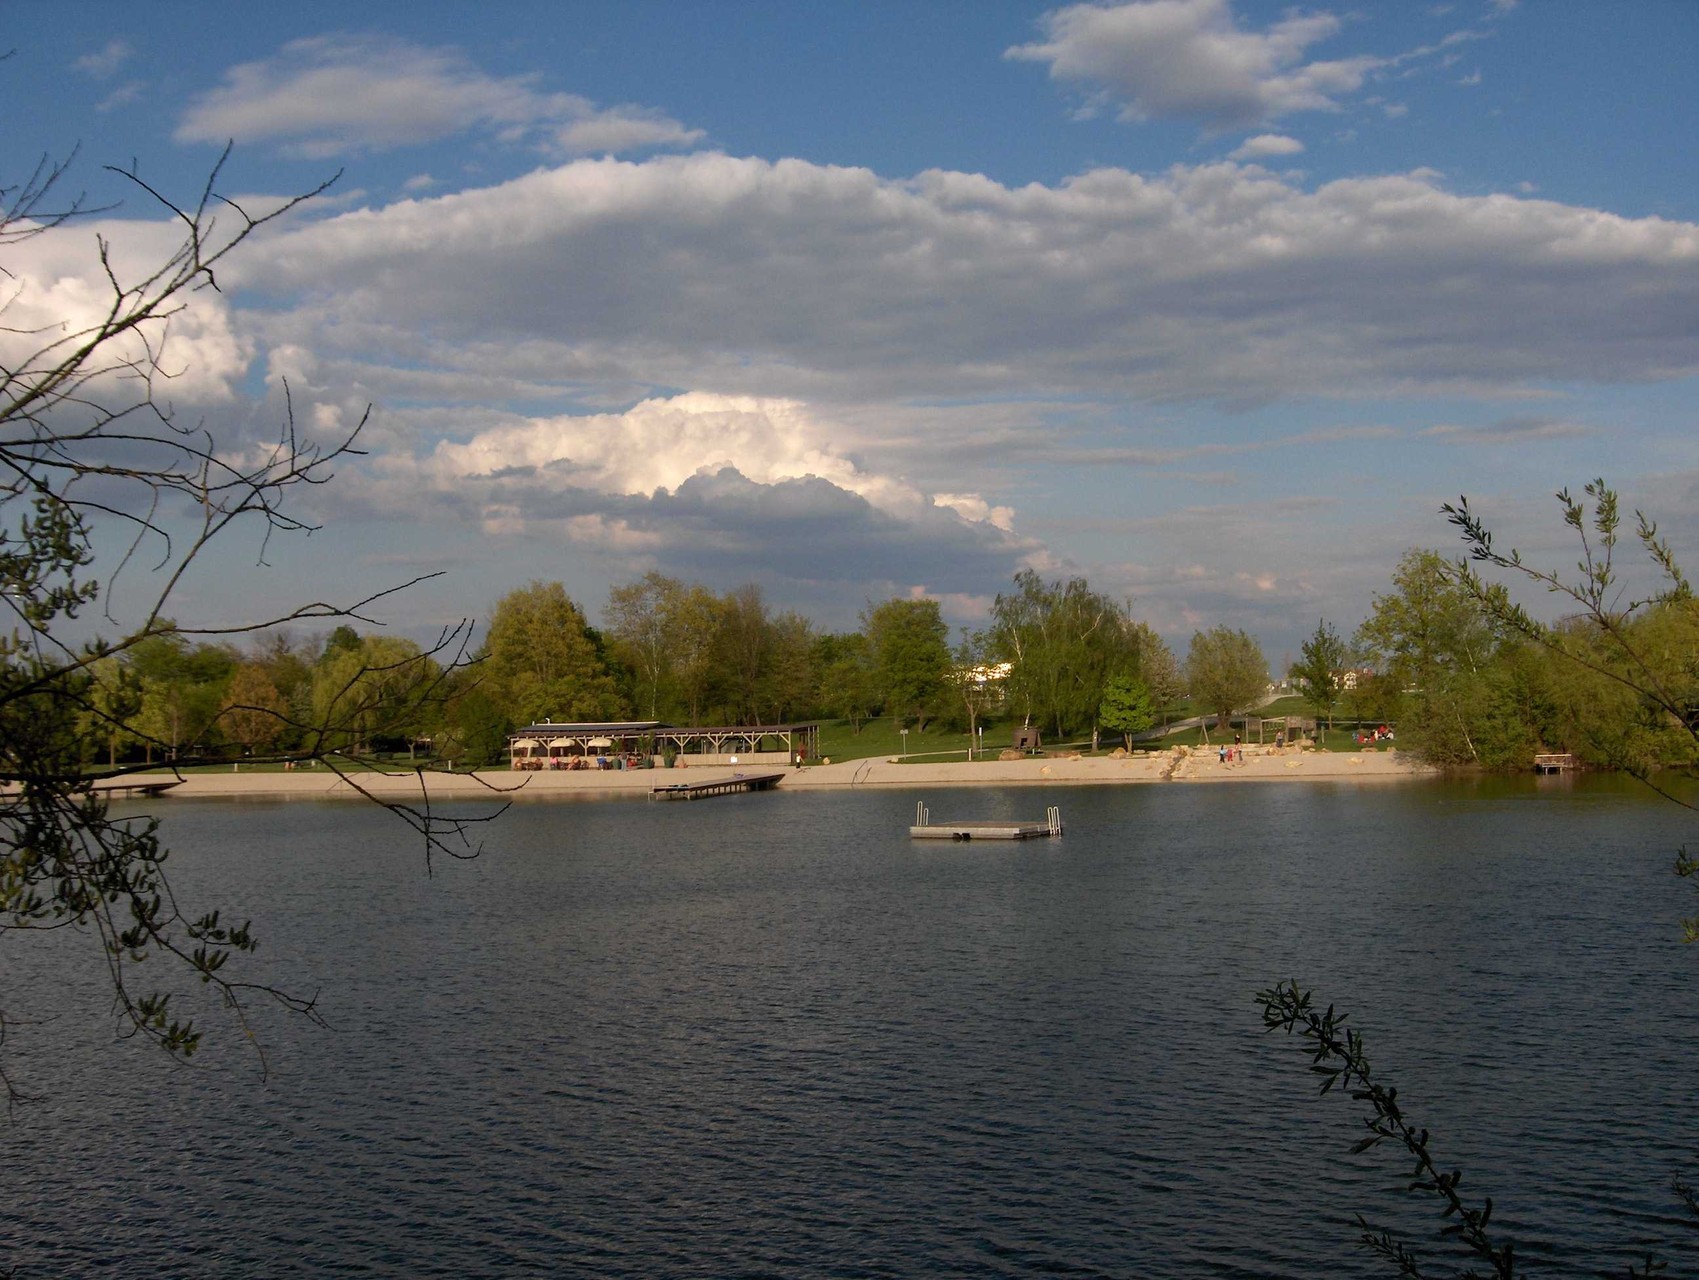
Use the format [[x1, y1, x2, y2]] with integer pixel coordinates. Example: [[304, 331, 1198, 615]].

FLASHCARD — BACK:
[[909, 802, 1063, 841], [651, 770, 787, 801], [91, 776, 183, 798], [1533, 753, 1578, 774]]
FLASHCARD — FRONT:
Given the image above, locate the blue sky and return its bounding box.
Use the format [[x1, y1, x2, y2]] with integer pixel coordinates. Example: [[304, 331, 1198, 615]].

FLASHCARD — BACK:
[[7, 0, 1697, 664]]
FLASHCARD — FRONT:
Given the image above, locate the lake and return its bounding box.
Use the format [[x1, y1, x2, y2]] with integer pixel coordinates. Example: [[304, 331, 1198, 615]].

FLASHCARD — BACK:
[[1, 776, 1694, 1277]]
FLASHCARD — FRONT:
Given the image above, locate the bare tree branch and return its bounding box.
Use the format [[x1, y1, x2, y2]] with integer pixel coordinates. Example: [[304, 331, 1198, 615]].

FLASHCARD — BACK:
[[1, 145, 499, 1104]]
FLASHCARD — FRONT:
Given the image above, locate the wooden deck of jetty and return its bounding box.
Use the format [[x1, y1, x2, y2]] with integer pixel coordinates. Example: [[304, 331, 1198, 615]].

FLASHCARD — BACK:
[[650, 770, 787, 801], [909, 802, 1064, 841], [0, 776, 183, 801], [92, 776, 183, 798]]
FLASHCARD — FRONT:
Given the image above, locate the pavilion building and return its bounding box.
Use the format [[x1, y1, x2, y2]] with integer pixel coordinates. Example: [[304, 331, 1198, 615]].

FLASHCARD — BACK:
[[507, 721, 819, 770]]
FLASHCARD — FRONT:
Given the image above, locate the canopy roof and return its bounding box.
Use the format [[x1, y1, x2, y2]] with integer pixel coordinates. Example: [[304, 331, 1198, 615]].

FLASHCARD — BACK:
[[509, 722, 664, 738]]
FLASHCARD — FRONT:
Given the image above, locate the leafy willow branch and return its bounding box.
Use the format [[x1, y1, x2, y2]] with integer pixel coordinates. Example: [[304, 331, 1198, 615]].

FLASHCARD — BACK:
[[1443, 480, 1699, 931], [1257, 980, 1518, 1280]]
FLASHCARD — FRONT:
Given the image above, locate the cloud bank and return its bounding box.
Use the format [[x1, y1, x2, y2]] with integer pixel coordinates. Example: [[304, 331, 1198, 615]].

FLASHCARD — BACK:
[[238, 152, 1699, 409]]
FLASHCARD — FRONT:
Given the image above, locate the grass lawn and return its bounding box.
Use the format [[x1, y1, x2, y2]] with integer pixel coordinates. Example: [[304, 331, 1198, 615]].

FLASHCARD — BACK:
[[122, 710, 1398, 773], [124, 753, 450, 774], [816, 719, 998, 764], [813, 718, 1125, 764]]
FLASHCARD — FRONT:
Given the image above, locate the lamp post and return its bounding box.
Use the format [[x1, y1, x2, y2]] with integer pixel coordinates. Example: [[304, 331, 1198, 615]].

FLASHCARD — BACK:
[[899, 727, 909, 759]]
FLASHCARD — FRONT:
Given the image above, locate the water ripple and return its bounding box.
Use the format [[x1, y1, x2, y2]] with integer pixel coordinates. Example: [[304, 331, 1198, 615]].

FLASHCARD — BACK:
[[1, 777, 1694, 1277]]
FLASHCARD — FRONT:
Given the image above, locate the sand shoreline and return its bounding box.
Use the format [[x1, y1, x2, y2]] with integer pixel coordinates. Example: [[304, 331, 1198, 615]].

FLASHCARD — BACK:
[[120, 746, 1434, 802]]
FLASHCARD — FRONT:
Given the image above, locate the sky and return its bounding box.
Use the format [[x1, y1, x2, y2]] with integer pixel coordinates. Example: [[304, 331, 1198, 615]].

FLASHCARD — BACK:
[[6, 0, 1698, 665]]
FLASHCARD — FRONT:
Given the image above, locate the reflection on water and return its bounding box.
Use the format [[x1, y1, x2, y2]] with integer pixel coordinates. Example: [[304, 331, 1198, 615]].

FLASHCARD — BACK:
[[1, 776, 1694, 1277]]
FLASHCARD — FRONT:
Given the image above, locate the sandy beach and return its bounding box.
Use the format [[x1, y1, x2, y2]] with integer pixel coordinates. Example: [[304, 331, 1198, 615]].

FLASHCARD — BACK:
[[123, 745, 1433, 802]]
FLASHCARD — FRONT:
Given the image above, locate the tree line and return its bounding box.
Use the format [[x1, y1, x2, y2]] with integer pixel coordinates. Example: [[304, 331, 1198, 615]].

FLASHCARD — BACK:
[[1288, 547, 1699, 772], [95, 539, 1699, 777], [87, 566, 1286, 766]]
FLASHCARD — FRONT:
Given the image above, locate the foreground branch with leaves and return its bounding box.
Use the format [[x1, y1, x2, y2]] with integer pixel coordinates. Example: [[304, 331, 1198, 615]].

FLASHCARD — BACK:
[[1444, 481, 1699, 936], [1257, 981, 1519, 1280], [1, 147, 504, 1101], [1261, 480, 1697, 1275]]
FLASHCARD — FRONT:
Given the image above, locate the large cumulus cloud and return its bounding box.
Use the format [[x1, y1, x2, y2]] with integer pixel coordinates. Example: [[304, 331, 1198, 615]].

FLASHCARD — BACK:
[[363, 392, 1036, 609]]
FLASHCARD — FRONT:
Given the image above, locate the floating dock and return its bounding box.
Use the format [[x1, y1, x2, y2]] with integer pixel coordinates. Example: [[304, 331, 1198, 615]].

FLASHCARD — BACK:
[[1533, 753, 1578, 774], [909, 802, 1063, 841], [651, 770, 787, 801]]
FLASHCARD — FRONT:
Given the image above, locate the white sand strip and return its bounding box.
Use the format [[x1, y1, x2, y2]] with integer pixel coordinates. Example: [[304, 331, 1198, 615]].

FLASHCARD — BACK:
[[120, 746, 1431, 802]]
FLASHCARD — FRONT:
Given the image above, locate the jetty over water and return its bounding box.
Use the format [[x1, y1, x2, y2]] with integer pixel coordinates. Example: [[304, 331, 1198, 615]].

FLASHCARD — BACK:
[[909, 801, 1063, 841], [91, 776, 183, 798], [0, 775, 182, 801], [651, 771, 787, 801]]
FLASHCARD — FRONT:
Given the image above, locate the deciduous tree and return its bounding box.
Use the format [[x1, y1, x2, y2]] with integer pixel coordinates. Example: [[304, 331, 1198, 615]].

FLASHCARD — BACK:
[[1289, 618, 1347, 734], [667, 583, 724, 725], [761, 609, 818, 725], [1184, 627, 1267, 741], [862, 597, 951, 731], [485, 581, 625, 725], [1355, 549, 1504, 762], [987, 570, 1143, 740], [1098, 674, 1156, 750], [220, 663, 287, 755], [715, 583, 772, 725], [815, 631, 876, 732], [605, 571, 680, 720]]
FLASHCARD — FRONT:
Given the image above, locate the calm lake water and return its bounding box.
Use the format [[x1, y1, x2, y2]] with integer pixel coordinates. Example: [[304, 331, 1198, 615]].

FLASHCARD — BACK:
[[2, 776, 1695, 1277]]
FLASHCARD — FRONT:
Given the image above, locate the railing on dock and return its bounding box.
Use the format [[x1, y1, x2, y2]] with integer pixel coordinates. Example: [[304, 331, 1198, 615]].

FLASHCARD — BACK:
[[910, 800, 1064, 841]]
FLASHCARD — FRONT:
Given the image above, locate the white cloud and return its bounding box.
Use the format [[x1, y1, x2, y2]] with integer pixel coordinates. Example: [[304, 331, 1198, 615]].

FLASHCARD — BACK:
[[1007, 0, 1383, 129], [95, 82, 146, 113], [74, 38, 132, 79], [1422, 416, 1588, 443], [49, 150, 1692, 646], [1, 217, 253, 409], [176, 34, 703, 159], [932, 494, 1016, 532], [1229, 133, 1305, 160], [238, 153, 1699, 409], [360, 392, 1037, 602], [554, 108, 707, 156], [416, 392, 1010, 531]]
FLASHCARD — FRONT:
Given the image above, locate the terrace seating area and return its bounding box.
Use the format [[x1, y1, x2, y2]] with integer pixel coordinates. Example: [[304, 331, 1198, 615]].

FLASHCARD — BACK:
[[508, 721, 820, 770]]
